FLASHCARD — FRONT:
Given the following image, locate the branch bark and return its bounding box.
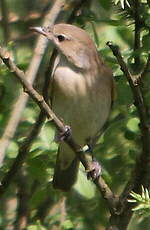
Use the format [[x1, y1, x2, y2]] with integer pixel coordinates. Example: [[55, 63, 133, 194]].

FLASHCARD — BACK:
[[0, 50, 57, 196], [106, 42, 150, 230], [141, 53, 150, 78], [13, 170, 29, 230], [0, 0, 10, 44], [0, 46, 117, 215], [0, 0, 65, 167], [133, 0, 141, 67], [0, 0, 94, 203]]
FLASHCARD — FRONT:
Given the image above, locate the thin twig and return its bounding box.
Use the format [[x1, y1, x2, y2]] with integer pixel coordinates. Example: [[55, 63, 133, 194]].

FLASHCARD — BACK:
[[0, 0, 65, 166], [141, 53, 150, 78], [107, 42, 148, 131], [0, 2, 51, 24], [0, 0, 118, 214], [107, 41, 150, 230], [0, 0, 10, 44], [147, 0, 150, 7], [0, 111, 45, 196], [0, 0, 93, 202], [67, 0, 91, 23], [34, 190, 54, 221], [0, 49, 56, 221], [13, 170, 29, 230], [0, 47, 117, 214], [133, 0, 141, 67], [0, 47, 93, 168], [59, 197, 66, 229]]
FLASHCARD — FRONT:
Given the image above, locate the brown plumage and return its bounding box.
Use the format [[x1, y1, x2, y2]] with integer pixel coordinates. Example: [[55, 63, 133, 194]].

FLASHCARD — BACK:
[[32, 24, 115, 191]]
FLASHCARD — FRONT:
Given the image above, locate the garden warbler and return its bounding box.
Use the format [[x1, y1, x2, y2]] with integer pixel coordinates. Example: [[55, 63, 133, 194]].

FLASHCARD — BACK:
[[31, 24, 115, 191]]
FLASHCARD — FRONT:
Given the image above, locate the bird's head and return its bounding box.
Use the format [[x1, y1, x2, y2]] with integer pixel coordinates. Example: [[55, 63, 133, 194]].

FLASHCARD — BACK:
[[31, 23, 100, 70]]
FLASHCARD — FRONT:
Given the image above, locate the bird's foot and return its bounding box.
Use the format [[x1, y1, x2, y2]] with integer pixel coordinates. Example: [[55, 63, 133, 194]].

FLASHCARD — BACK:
[[55, 125, 72, 142], [87, 158, 101, 180], [81, 145, 101, 180]]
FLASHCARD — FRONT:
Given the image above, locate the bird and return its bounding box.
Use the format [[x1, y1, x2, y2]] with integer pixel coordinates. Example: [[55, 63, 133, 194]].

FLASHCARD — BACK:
[[31, 23, 115, 191]]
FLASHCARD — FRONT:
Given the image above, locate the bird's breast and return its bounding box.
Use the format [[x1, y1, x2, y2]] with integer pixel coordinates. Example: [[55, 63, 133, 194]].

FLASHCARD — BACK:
[[53, 65, 87, 97], [51, 63, 112, 144]]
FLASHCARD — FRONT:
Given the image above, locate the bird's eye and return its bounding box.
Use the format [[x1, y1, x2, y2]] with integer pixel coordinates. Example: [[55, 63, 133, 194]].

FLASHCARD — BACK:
[[57, 35, 65, 42]]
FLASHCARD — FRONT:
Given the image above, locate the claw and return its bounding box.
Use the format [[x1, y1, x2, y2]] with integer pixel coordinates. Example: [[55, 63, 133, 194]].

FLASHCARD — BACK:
[[87, 159, 101, 180], [55, 125, 72, 142]]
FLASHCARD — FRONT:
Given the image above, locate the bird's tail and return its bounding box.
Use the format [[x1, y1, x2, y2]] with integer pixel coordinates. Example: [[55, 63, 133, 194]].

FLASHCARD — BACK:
[[53, 143, 79, 191]]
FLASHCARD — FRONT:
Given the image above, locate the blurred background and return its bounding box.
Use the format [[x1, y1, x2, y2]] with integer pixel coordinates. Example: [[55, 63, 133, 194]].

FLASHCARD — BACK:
[[0, 0, 150, 229]]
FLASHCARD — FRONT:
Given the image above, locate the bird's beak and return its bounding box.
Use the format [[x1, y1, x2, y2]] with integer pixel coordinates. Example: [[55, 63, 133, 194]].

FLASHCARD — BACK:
[[30, 26, 54, 41], [30, 27, 49, 36]]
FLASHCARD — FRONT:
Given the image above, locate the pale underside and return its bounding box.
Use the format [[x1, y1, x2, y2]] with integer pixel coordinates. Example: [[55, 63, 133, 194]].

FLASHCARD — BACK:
[[51, 55, 112, 169]]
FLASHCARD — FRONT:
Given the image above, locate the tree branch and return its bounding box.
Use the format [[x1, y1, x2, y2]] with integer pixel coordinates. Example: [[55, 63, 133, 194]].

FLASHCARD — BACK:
[[0, 0, 10, 44], [34, 188, 55, 221], [0, 50, 58, 197], [107, 42, 148, 132], [147, 0, 150, 7], [107, 41, 150, 230], [133, 0, 141, 67], [0, 46, 117, 215], [141, 53, 150, 78], [0, 0, 118, 217], [0, 0, 94, 202], [0, 0, 65, 166], [0, 111, 45, 196], [67, 0, 92, 24], [13, 170, 29, 230]]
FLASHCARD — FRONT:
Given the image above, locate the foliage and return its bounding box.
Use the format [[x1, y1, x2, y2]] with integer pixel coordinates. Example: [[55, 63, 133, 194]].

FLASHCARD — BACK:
[[128, 186, 150, 218], [0, 0, 150, 230], [114, 0, 130, 9]]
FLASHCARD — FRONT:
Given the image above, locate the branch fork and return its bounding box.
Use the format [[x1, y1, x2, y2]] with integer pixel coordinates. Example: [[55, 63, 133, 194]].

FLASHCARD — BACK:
[[0, 46, 117, 214]]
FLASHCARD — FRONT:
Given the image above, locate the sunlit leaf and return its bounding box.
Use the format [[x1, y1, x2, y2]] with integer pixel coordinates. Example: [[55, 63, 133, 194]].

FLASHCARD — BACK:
[[62, 220, 74, 229], [6, 141, 19, 158], [74, 167, 95, 199], [114, 0, 130, 9], [126, 117, 140, 133], [27, 221, 46, 230], [98, 0, 112, 10], [128, 186, 150, 217]]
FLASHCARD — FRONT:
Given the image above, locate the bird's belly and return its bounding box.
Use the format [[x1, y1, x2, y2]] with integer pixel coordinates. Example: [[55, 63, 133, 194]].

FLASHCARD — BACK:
[[52, 66, 111, 145]]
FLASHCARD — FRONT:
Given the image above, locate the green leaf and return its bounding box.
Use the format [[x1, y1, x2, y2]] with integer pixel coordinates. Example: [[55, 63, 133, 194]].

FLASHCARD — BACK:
[[128, 199, 137, 203], [145, 17, 150, 27], [39, 124, 55, 149], [6, 141, 19, 158], [62, 220, 74, 229], [126, 117, 140, 133], [114, 0, 130, 8], [74, 167, 95, 199], [142, 34, 150, 51], [98, 0, 112, 10], [23, 107, 37, 123], [27, 156, 53, 182], [114, 0, 120, 5], [145, 189, 150, 201], [90, 22, 99, 48], [27, 221, 46, 230], [124, 130, 136, 140], [95, 19, 123, 26], [128, 186, 150, 217], [116, 77, 133, 106], [30, 189, 47, 209]]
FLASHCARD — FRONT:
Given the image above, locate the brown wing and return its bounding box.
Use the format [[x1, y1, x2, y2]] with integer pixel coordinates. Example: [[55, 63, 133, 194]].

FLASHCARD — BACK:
[[49, 54, 60, 107]]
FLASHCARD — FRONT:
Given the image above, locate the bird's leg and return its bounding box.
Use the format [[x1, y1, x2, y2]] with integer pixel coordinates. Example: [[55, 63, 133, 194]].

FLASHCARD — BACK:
[[55, 125, 72, 142], [87, 157, 102, 180], [84, 142, 101, 180]]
